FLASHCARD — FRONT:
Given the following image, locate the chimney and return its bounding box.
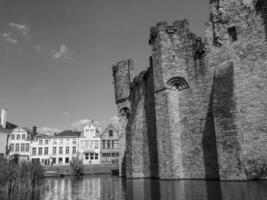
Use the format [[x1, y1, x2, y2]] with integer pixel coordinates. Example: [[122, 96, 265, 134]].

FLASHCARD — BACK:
[[1, 109, 7, 129], [32, 126, 37, 137]]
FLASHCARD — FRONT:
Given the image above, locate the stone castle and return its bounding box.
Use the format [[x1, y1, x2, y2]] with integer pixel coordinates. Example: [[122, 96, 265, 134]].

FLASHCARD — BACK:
[[112, 0, 267, 180]]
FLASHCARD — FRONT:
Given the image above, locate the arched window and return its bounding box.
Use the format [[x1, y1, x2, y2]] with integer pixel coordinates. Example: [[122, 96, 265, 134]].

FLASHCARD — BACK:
[[167, 77, 189, 91], [120, 107, 130, 119]]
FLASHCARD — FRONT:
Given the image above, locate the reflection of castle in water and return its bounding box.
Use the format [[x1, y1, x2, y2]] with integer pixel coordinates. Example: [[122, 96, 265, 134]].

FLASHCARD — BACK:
[[40, 176, 267, 200]]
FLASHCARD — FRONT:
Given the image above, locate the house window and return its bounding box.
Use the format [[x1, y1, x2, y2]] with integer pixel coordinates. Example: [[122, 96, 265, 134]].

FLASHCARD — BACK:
[[15, 144, 19, 152], [111, 141, 114, 149], [39, 139, 43, 145], [107, 141, 110, 149], [95, 141, 99, 149], [65, 157, 69, 164], [52, 158, 56, 164], [32, 148, 36, 155], [21, 143, 25, 152], [90, 153, 94, 160], [38, 148, 42, 155], [16, 134, 20, 140], [44, 147, 48, 155], [22, 134, 26, 140], [228, 26, 238, 42], [53, 147, 56, 154], [11, 134, 15, 140], [102, 141, 105, 149], [59, 147, 63, 154], [73, 140, 77, 145], [26, 144, 29, 152], [72, 147, 76, 154], [109, 130, 113, 137], [85, 153, 89, 160], [66, 147, 69, 154], [95, 154, 98, 160], [10, 144, 14, 152], [45, 140, 49, 145], [58, 158, 62, 164]]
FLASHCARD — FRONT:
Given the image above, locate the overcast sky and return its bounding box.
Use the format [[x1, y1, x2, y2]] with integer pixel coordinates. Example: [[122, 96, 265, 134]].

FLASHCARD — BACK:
[[0, 0, 209, 132]]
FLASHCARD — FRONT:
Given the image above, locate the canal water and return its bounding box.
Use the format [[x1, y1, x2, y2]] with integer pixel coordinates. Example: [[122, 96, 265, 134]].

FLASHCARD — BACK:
[[1, 175, 267, 200]]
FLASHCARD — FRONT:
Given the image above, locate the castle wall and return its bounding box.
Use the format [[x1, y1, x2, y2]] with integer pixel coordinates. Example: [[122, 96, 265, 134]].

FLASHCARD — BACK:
[[113, 0, 267, 180], [206, 0, 267, 179]]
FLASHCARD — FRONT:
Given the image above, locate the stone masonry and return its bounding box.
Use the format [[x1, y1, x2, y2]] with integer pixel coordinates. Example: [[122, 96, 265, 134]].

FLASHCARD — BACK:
[[112, 0, 267, 180]]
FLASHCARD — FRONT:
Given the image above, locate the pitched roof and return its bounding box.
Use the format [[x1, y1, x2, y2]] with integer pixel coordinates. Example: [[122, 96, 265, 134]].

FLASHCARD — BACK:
[[101, 124, 119, 136], [0, 119, 18, 130], [53, 130, 81, 138], [0, 126, 11, 134]]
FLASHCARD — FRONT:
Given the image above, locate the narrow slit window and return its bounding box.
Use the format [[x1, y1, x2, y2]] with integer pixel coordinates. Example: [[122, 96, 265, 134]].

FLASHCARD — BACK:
[[228, 26, 238, 42]]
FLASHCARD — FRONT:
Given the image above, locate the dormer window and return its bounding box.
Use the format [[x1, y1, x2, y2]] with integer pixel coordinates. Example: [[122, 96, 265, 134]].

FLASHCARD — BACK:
[[109, 130, 113, 137], [228, 26, 238, 42]]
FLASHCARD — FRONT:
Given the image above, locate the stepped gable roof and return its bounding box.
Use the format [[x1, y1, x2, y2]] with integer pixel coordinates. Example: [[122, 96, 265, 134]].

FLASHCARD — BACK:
[[54, 130, 81, 138], [101, 124, 119, 135]]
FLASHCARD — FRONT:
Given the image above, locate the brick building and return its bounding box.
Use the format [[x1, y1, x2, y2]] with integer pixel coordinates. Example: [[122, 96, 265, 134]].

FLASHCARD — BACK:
[[112, 0, 267, 180], [100, 124, 119, 164]]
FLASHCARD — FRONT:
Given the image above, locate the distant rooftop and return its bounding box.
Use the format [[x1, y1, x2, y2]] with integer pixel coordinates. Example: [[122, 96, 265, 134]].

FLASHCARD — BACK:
[[53, 130, 81, 138]]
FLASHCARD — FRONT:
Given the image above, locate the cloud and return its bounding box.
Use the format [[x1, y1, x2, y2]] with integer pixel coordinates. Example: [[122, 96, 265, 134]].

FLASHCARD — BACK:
[[1, 32, 17, 45], [38, 119, 102, 136], [109, 115, 119, 128], [63, 112, 71, 116], [37, 127, 62, 135], [52, 44, 72, 60], [34, 44, 41, 51], [9, 22, 30, 38]]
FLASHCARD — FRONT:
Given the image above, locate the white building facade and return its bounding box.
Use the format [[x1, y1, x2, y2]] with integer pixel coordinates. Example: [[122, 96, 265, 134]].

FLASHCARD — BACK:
[[8, 127, 32, 161], [8, 124, 101, 166], [78, 124, 101, 165]]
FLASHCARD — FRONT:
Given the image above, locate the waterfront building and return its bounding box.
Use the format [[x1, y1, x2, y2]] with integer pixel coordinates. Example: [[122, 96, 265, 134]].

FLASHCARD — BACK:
[[7, 123, 102, 166], [50, 130, 80, 166], [8, 127, 32, 161], [100, 124, 119, 164], [0, 109, 17, 158], [78, 124, 101, 165]]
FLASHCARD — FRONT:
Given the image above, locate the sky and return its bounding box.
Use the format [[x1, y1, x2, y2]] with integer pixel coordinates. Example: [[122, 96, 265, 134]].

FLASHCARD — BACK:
[[0, 0, 209, 133]]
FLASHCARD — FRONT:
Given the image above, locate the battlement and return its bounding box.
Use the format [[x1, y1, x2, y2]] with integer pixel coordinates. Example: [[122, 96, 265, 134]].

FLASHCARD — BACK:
[[149, 20, 192, 45]]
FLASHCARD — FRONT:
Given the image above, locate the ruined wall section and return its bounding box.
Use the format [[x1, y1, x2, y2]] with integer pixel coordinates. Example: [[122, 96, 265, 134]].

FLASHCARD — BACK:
[[112, 59, 134, 177], [206, 0, 267, 180]]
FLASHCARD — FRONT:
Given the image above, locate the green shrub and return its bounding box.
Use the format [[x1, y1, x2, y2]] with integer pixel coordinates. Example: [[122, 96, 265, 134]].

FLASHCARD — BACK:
[[70, 157, 83, 176]]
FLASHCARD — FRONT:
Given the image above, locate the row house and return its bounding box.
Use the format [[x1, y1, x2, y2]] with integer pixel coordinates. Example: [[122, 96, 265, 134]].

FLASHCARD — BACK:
[[8, 124, 101, 166], [100, 124, 119, 164], [0, 109, 17, 159]]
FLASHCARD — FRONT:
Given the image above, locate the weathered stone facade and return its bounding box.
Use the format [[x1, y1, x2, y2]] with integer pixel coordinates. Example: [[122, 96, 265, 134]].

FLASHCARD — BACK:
[[113, 0, 267, 180]]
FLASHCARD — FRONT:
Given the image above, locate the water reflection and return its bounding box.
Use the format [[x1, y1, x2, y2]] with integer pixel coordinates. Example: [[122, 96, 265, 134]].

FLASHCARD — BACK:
[[1, 175, 267, 200]]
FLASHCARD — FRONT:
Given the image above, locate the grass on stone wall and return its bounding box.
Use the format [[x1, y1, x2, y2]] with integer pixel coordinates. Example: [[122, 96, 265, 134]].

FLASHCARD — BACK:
[[0, 158, 44, 193]]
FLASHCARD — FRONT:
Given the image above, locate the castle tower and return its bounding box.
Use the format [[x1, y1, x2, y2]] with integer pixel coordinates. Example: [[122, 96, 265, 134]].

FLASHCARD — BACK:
[[112, 59, 134, 177], [205, 0, 267, 180], [149, 20, 196, 179]]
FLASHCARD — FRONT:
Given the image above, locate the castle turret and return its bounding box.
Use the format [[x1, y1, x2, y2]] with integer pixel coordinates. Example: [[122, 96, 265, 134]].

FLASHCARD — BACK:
[[112, 59, 134, 177], [149, 20, 197, 179]]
